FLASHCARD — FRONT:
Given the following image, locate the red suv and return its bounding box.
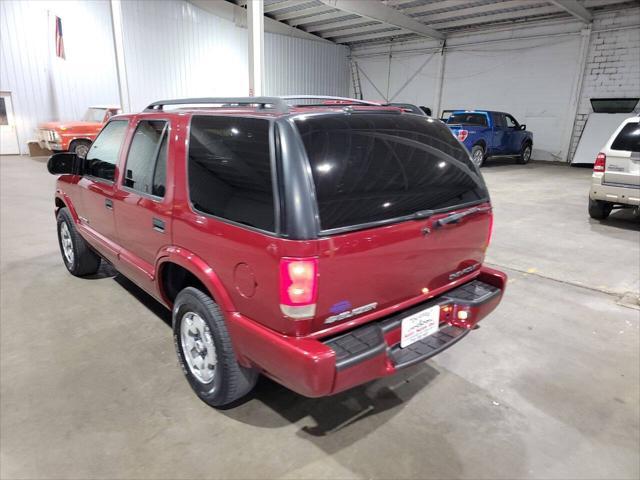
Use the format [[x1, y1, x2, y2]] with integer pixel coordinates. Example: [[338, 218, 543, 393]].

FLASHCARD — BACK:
[[48, 96, 506, 407]]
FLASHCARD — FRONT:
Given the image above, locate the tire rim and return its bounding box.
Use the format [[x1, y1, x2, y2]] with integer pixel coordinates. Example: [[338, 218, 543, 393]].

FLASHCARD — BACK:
[[75, 144, 89, 158], [472, 149, 484, 167], [60, 222, 74, 265], [523, 146, 531, 163], [180, 312, 217, 384]]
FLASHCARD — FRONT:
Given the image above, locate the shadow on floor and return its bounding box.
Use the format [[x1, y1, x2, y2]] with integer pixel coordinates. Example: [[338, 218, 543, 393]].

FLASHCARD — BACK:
[[590, 208, 640, 232], [107, 262, 441, 445]]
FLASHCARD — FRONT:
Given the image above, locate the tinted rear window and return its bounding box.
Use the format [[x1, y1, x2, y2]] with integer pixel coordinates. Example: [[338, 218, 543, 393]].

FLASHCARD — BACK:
[[447, 113, 488, 126], [611, 122, 640, 152], [188, 116, 275, 232], [295, 114, 488, 232]]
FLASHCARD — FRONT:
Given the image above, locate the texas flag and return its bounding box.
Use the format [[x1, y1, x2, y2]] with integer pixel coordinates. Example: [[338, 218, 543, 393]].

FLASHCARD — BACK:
[[55, 16, 65, 59]]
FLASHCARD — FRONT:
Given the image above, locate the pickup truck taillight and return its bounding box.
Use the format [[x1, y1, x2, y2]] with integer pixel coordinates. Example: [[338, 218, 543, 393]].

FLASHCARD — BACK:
[[457, 130, 469, 141], [279, 258, 318, 320], [593, 152, 606, 172]]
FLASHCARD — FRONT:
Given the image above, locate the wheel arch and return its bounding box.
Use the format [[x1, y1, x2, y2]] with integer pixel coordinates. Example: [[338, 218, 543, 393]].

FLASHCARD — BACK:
[[472, 139, 487, 151], [156, 248, 236, 312], [68, 138, 93, 152], [55, 191, 79, 222]]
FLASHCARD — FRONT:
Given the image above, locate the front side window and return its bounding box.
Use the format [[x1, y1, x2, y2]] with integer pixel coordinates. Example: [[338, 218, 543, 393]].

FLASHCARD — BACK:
[[188, 116, 275, 233], [447, 113, 488, 127], [611, 122, 640, 152], [505, 115, 518, 129], [123, 120, 168, 197], [296, 114, 488, 232], [492, 113, 506, 128], [84, 120, 128, 181]]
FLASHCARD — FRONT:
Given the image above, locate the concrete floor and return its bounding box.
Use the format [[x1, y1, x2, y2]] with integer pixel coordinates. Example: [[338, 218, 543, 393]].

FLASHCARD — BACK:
[[1, 155, 638, 479]]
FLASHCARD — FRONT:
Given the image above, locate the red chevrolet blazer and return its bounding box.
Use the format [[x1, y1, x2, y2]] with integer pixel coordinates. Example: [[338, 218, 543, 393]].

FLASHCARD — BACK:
[[48, 96, 506, 407]]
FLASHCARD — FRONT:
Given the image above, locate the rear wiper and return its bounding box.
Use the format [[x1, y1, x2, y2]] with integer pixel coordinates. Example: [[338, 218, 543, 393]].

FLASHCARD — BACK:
[[435, 206, 491, 227], [412, 209, 436, 219]]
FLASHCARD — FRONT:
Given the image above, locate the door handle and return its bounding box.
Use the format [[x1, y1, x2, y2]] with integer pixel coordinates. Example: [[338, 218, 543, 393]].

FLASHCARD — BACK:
[[105, 198, 113, 210], [152, 217, 165, 233]]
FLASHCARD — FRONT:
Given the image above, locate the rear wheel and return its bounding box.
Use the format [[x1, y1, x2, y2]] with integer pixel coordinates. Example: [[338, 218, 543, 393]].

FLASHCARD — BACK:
[[70, 140, 91, 158], [470, 145, 485, 168], [173, 287, 257, 407], [588, 198, 613, 220], [56, 207, 101, 276], [517, 143, 532, 164]]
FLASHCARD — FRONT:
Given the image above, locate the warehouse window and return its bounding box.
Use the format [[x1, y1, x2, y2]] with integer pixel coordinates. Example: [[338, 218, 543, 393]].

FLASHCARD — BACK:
[[84, 120, 128, 182], [188, 116, 275, 233], [123, 120, 168, 197]]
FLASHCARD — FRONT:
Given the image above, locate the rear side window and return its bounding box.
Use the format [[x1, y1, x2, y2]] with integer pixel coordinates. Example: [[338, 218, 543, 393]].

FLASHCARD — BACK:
[[84, 120, 128, 181], [295, 114, 488, 232], [188, 116, 275, 232], [124, 120, 168, 197], [611, 122, 640, 152], [447, 113, 488, 127]]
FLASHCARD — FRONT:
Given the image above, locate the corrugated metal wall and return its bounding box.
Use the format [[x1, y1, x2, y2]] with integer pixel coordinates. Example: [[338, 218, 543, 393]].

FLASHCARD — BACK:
[[264, 33, 349, 97], [120, 0, 250, 112], [0, 0, 119, 154], [1, 0, 350, 153]]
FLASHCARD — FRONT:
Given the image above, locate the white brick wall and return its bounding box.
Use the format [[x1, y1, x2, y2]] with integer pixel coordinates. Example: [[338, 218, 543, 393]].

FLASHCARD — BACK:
[[569, 7, 640, 160]]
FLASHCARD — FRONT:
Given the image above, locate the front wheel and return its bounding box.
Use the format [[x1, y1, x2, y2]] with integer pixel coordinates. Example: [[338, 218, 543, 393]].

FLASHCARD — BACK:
[[517, 143, 532, 164], [70, 140, 91, 159], [57, 207, 101, 276], [588, 198, 613, 220], [173, 287, 257, 407], [470, 145, 485, 168]]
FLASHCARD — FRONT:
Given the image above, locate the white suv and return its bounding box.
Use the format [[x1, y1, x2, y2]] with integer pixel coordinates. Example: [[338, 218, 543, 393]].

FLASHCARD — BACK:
[[589, 115, 640, 219]]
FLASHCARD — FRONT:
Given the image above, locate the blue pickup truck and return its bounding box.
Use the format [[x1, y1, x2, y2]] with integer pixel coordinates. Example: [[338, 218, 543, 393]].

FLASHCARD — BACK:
[[445, 110, 533, 167]]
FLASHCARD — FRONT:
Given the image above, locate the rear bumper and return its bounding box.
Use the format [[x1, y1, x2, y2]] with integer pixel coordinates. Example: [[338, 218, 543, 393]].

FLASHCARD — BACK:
[[590, 175, 640, 206], [227, 266, 506, 398]]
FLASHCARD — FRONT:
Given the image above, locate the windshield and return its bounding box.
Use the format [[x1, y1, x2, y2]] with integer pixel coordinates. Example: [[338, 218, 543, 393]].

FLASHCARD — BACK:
[[447, 113, 488, 126], [295, 114, 488, 232], [82, 108, 107, 123]]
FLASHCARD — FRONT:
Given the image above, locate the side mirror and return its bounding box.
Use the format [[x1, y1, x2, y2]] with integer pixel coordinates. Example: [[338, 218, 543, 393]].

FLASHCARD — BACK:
[[519, 124, 527, 131], [47, 152, 82, 175]]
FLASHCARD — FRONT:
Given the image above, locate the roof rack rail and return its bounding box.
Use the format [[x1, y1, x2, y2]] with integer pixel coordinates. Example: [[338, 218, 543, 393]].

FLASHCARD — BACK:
[[280, 95, 380, 107], [144, 97, 289, 114]]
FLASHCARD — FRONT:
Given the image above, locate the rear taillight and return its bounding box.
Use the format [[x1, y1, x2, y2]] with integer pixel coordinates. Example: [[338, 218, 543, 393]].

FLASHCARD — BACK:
[[594, 152, 606, 172], [457, 130, 469, 141], [279, 257, 318, 319]]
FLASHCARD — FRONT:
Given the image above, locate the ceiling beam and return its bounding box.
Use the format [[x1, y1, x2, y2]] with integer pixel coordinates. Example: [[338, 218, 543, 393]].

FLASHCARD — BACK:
[[273, 5, 333, 21], [332, 28, 409, 44], [286, 10, 353, 26], [305, 17, 371, 32], [263, 0, 310, 14], [318, 0, 445, 40], [547, 0, 593, 23], [428, 5, 562, 30], [318, 22, 389, 38]]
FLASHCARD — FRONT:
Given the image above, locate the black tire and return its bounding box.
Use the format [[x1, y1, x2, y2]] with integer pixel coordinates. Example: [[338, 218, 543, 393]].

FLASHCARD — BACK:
[[517, 143, 532, 164], [470, 144, 485, 168], [70, 140, 91, 159], [173, 287, 257, 407], [588, 198, 613, 220], [56, 207, 101, 276]]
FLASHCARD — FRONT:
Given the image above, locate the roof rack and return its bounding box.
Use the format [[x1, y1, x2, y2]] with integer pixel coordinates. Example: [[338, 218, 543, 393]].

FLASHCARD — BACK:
[[280, 95, 380, 107], [143, 95, 386, 114], [144, 97, 289, 114]]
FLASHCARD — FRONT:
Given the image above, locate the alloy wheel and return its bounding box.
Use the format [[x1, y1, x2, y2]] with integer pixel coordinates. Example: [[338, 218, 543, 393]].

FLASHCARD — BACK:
[[180, 312, 217, 384]]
